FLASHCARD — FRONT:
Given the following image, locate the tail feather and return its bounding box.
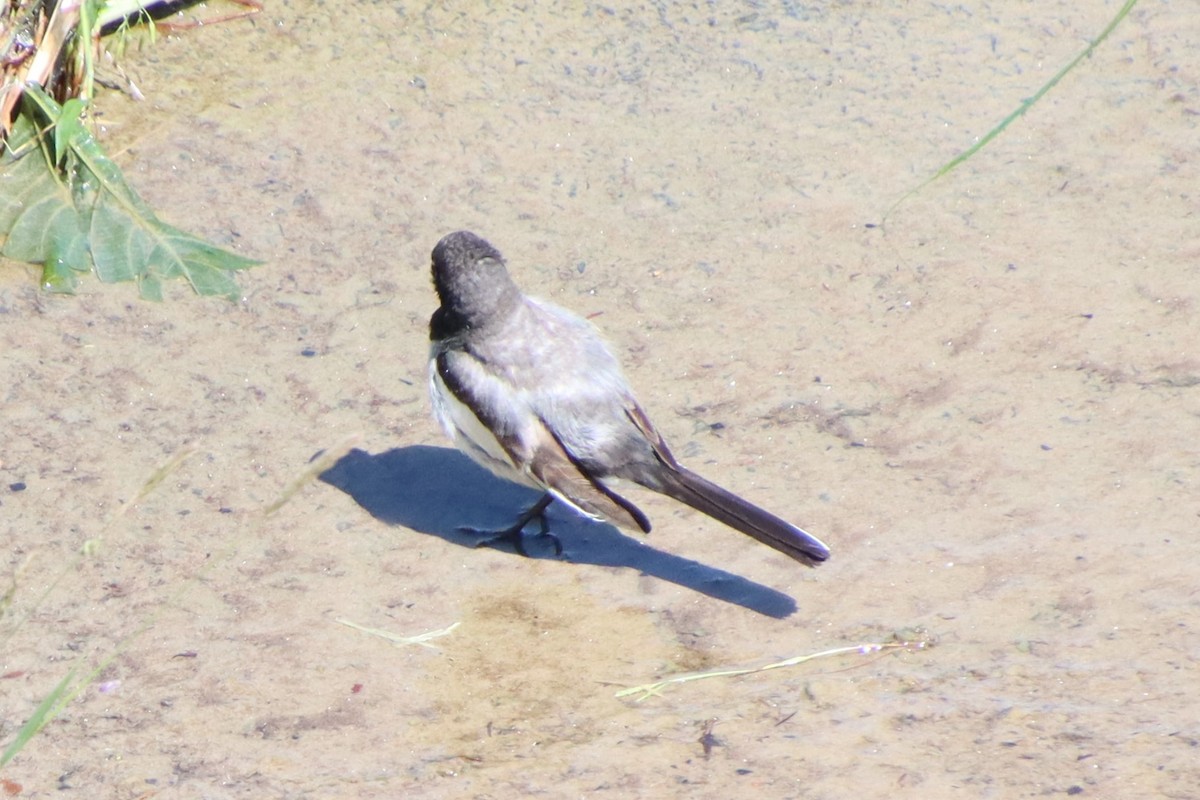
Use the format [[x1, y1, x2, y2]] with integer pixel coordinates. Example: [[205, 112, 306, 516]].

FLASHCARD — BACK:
[[654, 466, 830, 567]]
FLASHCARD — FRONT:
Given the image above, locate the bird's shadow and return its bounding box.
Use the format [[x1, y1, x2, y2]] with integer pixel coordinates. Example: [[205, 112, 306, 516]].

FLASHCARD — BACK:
[[318, 446, 801, 618]]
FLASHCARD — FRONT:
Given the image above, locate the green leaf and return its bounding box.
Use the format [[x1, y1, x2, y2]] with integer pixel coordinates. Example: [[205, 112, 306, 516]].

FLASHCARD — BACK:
[[2, 84, 261, 299], [88, 197, 256, 300], [42, 234, 90, 293], [54, 98, 87, 166], [0, 117, 91, 292]]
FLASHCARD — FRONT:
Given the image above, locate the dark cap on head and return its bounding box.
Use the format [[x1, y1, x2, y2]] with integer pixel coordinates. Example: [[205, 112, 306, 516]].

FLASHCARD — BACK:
[[430, 231, 521, 327]]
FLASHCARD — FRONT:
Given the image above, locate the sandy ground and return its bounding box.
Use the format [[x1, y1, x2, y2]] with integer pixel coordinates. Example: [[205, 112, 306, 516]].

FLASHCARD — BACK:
[[3, 1, 1199, 797]]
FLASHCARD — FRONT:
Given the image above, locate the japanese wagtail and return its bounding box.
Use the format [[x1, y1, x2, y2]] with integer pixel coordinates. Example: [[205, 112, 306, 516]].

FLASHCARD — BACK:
[[427, 230, 830, 566]]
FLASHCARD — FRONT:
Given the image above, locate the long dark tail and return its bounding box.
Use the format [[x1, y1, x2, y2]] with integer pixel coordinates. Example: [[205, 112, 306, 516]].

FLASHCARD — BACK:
[[652, 466, 830, 567]]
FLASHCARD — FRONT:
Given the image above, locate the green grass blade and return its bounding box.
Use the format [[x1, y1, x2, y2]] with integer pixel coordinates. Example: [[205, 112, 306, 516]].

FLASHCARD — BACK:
[[887, 0, 1140, 219], [0, 669, 76, 767], [0, 447, 198, 766]]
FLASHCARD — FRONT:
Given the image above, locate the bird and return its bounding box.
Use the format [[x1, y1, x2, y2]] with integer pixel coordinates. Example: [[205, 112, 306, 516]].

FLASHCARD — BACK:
[[427, 230, 830, 567]]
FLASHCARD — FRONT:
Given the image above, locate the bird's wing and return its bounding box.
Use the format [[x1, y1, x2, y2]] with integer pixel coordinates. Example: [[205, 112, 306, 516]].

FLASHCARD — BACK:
[[623, 399, 681, 470], [531, 420, 652, 533], [435, 350, 650, 532]]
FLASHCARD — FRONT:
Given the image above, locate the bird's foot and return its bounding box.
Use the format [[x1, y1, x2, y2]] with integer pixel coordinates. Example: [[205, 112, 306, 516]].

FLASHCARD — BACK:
[[458, 494, 562, 557], [463, 525, 562, 557]]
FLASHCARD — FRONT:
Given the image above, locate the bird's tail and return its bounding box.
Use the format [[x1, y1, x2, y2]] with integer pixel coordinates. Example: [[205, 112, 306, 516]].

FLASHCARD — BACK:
[[652, 466, 830, 567]]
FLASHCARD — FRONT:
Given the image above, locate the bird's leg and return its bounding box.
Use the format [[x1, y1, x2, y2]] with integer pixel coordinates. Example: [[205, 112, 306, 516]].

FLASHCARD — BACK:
[[459, 493, 562, 557]]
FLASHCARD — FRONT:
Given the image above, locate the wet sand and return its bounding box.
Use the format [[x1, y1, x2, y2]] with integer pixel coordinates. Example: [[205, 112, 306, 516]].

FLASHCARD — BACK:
[[3, 2, 1198, 797]]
